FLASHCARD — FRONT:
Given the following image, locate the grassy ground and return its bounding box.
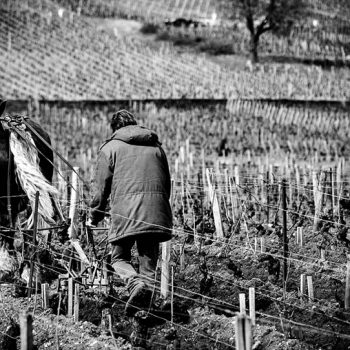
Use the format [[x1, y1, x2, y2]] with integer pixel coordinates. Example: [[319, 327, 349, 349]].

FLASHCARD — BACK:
[[93, 17, 350, 73], [91, 17, 252, 70]]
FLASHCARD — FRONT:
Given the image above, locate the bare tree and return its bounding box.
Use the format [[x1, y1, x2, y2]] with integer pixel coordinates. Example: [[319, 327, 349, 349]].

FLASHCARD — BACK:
[[229, 0, 306, 62]]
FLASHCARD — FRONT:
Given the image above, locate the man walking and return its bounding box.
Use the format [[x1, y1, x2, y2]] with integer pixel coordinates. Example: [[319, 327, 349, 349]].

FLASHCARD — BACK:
[[88, 110, 172, 315]]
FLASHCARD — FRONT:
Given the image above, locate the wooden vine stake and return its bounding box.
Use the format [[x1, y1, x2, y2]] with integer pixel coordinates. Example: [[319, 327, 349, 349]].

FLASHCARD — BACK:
[[312, 171, 325, 232], [282, 179, 288, 293], [235, 314, 252, 350], [329, 168, 334, 217], [229, 177, 236, 221], [28, 191, 40, 298], [234, 165, 240, 186], [68, 168, 90, 269], [249, 287, 256, 326], [295, 166, 300, 205], [295, 227, 299, 244], [20, 311, 33, 350], [201, 149, 207, 205], [179, 245, 185, 270], [300, 274, 305, 302], [33, 276, 38, 315], [345, 257, 350, 309], [74, 284, 80, 322], [336, 160, 342, 219], [254, 237, 257, 254], [260, 237, 265, 253], [206, 169, 224, 239], [224, 168, 229, 205], [193, 212, 199, 246], [161, 179, 174, 299], [239, 293, 246, 315], [68, 167, 80, 239], [101, 261, 108, 288], [171, 265, 174, 325], [160, 240, 171, 299], [297, 227, 303, 247], [307, 276, 314, 302], [68, 278, 74, 317], [41, 283, 49, 309]]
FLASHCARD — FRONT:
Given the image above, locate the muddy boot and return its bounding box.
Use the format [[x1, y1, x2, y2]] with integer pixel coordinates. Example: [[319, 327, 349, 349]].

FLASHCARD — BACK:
[[125, 277, 152, 317]]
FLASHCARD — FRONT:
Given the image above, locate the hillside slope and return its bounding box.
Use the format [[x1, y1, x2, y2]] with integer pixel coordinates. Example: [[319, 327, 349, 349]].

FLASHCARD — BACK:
[[0, 0, 350, 100]]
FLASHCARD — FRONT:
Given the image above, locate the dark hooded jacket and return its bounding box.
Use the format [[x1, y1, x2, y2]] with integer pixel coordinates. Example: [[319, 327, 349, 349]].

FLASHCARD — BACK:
[[90, 125, 172, 243]]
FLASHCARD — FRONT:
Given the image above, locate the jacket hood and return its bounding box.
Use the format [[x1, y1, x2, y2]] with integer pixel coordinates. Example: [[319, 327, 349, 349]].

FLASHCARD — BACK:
[[109, 125, 160, 146]]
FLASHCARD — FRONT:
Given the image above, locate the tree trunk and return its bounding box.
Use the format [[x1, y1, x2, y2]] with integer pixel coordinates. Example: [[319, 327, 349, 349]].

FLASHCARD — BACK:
[[250, 34, 259, 63]]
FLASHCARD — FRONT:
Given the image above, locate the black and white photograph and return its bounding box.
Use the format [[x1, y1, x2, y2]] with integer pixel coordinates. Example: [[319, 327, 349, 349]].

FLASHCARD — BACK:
[[0, 0, 350, 349]]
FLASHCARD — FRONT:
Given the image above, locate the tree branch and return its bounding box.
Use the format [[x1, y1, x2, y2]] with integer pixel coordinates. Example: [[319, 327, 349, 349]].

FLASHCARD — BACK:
[[255, 17, 272, 38], [240, 0, 255, 36]]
